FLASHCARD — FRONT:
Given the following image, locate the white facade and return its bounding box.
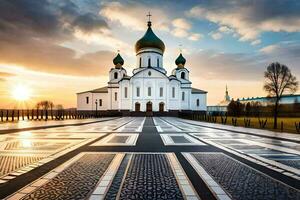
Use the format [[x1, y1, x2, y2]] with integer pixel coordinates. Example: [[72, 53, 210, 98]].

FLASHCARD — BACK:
[[77, 21, 207, 112]]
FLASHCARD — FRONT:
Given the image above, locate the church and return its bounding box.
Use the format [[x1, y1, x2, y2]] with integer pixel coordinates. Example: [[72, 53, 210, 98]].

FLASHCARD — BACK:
[[77, 18, 207, 113]]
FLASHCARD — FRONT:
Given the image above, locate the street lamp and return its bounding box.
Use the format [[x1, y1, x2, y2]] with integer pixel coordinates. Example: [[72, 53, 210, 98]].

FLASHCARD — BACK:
[[95, 100, 98, 117]]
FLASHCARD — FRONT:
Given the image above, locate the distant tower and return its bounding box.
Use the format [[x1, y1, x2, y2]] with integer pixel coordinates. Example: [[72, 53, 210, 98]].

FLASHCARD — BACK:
[[225, 85, 230, 101]]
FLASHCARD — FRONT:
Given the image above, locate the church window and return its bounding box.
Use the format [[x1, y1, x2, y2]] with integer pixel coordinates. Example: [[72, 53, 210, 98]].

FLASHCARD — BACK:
[[157, 58, 159, 67], [182, 92, 185, 101], [124, 87, 128, 98], [148, 71, 151, 76], [114, 72, 118, 79], [114, 92, 117, 101], [99, 99, 102, 106], [181, 72, 185, 79], [172, 87, 175, 98], [196, 99, 200, 107], [136, 87, 140, 97], [148, 58, 151, 67], [159, 87, 163, 97], [148, 87, 151, 96], [139, 57, 142, 67], [86, 97, 89, 104]]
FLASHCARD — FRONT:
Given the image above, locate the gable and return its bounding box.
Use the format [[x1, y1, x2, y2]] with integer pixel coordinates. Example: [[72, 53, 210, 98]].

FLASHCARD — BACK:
[[131, 67, 168, 80]]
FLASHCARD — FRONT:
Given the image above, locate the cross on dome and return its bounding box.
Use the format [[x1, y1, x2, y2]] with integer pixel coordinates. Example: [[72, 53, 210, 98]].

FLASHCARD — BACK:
[[147, 12, 152, 22]]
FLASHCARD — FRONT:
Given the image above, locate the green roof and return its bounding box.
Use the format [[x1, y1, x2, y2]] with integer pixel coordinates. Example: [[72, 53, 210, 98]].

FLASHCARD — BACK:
[[135, 21, 165, 53], [175, 53, 186, 66], [113, 53, 124, 66]]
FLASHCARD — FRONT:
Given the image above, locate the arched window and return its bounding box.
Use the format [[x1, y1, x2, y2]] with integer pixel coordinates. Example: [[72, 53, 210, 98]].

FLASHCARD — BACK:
[[181, 72, 185, 79], [182, 92, 185, 101], [159, 87, 163, 97], [157, 58, 159, 67], [124, 87, 128, 98], [148, 58, 151, 67], [114, 92, 117, 101], [136, 87, 140, 97], [139, 57, 142, 67], [172, 87, 175, 98], [148, 87, 151, 96], [114, 72, 118, 79], [196, 99, 200, 107]]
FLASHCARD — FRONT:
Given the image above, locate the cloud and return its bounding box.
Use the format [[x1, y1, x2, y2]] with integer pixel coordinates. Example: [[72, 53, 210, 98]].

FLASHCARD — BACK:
[[172, 18, 191, 30], [188, 0, 300, 43], [210, 32, 222, 40], [172, 28, 189, 38], [260, 44, 278, 54], [0, 0, 131, 75], [260, 42, 300, 59], [170, 18, 202, 41], [251, 39, 261, 46], [187, 41, 300, 81], [0, 72, 14, 82], [99, 2, 170, 32], [218, 26, 233, 34], [188, 33, 203, 41], [188, 51, 262, 80]]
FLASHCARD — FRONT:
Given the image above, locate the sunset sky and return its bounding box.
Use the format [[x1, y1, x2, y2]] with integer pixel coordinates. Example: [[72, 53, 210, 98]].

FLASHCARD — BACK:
[[0, 0, 300, 109]]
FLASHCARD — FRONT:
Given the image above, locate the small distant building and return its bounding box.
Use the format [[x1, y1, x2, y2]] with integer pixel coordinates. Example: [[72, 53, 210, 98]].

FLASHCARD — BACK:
[[207, 85, 231, 112], [239, 94, 300, 105]]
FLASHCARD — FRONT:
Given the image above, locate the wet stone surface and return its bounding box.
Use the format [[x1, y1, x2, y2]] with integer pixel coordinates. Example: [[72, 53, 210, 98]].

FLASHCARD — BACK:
[[119, 154, 184, 200], [274, 159, 300, 170], [22, 154, 115, 200], [192, 153, 300, 200], [170, 136, 191, 143], [108, 136, 129, 143]]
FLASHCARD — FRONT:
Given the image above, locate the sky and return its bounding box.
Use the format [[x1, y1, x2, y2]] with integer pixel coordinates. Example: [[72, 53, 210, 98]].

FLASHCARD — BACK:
[[0, 0, 300, 108]]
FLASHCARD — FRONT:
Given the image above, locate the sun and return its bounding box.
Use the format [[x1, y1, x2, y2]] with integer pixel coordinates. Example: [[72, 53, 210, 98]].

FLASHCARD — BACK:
[[12, 85, 31, 101]]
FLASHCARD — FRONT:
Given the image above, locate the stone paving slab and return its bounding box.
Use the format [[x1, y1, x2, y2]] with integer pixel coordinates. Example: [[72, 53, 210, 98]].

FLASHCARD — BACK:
[[186, 152, 300, 200], [7, 152, 116, 200], [7, 152, 199, 200], [1, 117, 300, 200]]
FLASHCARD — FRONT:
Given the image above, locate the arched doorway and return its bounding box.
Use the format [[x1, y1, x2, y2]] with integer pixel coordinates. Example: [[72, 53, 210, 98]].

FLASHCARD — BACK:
[[135, 102, 140, 112], [146, 101, 152, 112], [159, 102, 164, 112]]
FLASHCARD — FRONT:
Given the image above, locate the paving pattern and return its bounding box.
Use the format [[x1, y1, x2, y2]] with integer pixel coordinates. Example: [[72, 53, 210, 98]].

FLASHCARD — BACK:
[[119, 154, 184, 200], [22, 154, 115, 200], [0, 116, 299, 200], [189, 153, 300, 200]]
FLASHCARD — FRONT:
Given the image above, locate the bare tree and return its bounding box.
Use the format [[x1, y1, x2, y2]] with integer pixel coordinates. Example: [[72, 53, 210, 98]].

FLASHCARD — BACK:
[[35, 100, 54, 120], [263, 62, 298, 129]]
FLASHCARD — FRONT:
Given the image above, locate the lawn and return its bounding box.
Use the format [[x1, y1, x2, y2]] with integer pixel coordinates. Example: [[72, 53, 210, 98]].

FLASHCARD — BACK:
[[198, 116, 300, 134]]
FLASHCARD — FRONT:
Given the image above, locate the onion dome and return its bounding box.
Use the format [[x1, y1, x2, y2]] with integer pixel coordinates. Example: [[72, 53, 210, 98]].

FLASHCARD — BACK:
[[175, 53, 186, 68], [135, 21, 165, 53], [113, 53, 124, 68]]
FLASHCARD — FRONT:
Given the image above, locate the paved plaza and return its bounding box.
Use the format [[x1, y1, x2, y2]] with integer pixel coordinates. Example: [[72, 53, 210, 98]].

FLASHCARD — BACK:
[[0, 117, 299, 200]]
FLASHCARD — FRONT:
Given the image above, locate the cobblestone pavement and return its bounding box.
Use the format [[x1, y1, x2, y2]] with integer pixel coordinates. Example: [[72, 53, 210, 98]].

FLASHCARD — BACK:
[[119, 154, 184, 200], [191, 153, 299, 200], [0, 117, 299, 200], [22, 154, 115, 200]]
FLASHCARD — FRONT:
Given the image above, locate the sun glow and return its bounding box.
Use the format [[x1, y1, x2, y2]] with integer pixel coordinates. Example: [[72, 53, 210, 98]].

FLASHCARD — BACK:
[[12, 85, 32, 101]]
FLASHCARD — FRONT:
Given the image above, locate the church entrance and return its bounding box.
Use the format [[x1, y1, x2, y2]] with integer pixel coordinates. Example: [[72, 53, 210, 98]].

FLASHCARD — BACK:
[[135, 102, 140, 112], [159, 102, 164, 112], [146, 101, 152, 112]]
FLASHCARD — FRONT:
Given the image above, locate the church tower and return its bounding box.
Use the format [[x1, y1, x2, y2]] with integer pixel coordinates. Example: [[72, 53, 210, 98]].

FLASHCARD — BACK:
[[134, 13, 166, 74]]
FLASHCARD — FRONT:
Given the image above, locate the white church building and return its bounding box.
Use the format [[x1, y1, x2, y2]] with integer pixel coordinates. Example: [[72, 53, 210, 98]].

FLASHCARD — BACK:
[[77, 19, 207, 113]]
